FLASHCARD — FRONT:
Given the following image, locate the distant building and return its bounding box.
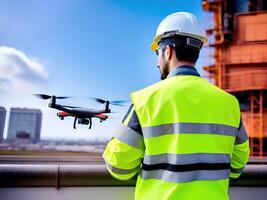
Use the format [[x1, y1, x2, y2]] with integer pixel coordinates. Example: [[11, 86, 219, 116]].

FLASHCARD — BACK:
[[0, 106, 7, 142], [7, 108, 42, 142]]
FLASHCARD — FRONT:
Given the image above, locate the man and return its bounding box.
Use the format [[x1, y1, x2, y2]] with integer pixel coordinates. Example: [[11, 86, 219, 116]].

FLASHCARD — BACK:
[[103, 12, 250, 200]]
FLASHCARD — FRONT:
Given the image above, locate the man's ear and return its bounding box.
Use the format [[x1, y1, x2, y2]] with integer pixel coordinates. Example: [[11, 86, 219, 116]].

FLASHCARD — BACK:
[[165, 45, 172, 60]]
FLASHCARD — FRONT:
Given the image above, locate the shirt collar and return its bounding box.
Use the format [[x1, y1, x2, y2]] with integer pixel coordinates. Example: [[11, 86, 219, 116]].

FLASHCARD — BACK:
[[167, 65, 201, 78]]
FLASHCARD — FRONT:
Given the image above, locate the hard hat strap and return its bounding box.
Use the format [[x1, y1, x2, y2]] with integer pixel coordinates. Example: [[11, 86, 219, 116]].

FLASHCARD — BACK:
[[159, 36, 202, 50], [186, 38, 203, 49], [158, 36, 203, 50]]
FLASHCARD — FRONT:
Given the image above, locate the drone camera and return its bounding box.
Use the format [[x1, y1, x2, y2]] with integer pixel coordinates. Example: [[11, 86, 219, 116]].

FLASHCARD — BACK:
[[78, 118, 89, 125]]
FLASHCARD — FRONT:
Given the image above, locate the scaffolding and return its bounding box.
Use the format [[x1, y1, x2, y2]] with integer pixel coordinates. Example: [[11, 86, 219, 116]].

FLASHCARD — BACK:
[[202, 0, 267, 157], [202, 0, 224, 87]]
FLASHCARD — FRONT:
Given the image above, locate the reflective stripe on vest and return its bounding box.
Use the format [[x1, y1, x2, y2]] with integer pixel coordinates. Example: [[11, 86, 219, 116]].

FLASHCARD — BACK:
[[143, 153, 231, 165], [140, 168, 230, 183], [142, 122, 239, 138], [104, 158, 140, 174], [141, 153, 231, 183], [114, 123, 145, 150]]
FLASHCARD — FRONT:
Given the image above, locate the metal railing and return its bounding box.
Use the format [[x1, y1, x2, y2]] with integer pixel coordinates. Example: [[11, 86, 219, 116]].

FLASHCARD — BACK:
[[0, 164, 267, 187]]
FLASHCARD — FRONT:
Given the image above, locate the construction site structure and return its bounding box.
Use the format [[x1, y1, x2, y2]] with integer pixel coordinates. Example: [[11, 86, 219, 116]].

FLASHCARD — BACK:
[[202, 0, 267, 157]]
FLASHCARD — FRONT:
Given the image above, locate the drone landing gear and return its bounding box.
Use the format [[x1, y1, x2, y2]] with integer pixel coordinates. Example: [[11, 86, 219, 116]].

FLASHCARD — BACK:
[[88, 118, 92, 129], [73, 117, 93, 129], [73, 117, 78, 129]]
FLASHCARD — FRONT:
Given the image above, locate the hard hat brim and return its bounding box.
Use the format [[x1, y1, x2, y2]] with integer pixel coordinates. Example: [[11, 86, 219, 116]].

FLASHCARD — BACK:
[[150, 34, 163, 51], [151, 41, 158, 51]]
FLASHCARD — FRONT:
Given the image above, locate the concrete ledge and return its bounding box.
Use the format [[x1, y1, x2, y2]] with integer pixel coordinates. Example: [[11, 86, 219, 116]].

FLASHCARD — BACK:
[[0, 164, 266, 187], [230, 164, 267, 187]]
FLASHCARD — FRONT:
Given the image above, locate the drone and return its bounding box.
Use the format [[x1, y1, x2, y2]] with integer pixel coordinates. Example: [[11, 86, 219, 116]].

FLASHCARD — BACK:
[[34, 94, 128, 129]]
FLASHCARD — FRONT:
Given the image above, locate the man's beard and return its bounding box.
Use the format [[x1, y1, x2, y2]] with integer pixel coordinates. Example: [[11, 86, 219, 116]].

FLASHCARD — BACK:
[[159, 55, 169, 80]]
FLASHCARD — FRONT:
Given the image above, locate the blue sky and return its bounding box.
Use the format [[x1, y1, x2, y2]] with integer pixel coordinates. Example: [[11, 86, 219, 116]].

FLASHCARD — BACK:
[[0, 0, 206, 140]]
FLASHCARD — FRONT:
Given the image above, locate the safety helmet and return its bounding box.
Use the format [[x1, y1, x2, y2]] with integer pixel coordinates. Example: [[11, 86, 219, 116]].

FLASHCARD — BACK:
[[151, 12, 208, 51]]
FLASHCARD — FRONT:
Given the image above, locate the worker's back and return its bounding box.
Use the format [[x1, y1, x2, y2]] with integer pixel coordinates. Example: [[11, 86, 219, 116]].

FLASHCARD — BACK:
[[130, 75, 244, 200], [103, 11, 249, 200]]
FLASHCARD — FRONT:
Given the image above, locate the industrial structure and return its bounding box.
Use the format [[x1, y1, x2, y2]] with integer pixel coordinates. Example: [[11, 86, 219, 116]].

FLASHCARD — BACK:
[[0, 107, 6, 142], [7, 108, 42, 142], [202, 0, 267, 157]]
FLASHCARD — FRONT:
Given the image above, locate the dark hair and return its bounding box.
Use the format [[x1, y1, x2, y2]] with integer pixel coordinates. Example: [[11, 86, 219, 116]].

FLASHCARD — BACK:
[[159, 35, 201, 63]]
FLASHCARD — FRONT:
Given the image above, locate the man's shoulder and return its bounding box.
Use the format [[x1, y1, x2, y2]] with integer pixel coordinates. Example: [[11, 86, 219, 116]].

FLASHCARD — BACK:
[[131, 80, 165, 98], [202, 79, 240, 109], [210, 81, 239, 103]]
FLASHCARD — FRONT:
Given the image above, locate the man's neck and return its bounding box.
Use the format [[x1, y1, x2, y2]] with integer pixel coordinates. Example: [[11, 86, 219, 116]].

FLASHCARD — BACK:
[[168, 61, 195, 72]]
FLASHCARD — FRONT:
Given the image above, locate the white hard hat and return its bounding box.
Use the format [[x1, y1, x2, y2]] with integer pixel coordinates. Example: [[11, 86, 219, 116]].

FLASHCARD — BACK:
[[151, 12, 208, 51]]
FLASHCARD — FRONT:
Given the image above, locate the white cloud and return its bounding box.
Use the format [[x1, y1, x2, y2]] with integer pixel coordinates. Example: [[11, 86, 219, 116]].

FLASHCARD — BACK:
[[0, 46, 48, 93]]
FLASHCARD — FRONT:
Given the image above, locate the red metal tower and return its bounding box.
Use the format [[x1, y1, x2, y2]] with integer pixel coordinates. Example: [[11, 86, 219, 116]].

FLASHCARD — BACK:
[[202, 0, 267, 157]]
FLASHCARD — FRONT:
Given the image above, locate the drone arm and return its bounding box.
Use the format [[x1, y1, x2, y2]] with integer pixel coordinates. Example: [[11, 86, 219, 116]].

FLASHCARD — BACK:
[[53, 104, 73, 113]]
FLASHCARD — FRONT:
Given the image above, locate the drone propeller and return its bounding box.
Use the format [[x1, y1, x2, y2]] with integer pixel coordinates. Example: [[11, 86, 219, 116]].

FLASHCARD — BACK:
[[110, 100, 129, 104], [110, 102, 125, 107], [34, 94, 51, 100], [90, 97, 106, 104], [89, 97, 130, 106], [34, 94, 71, 100], [110, 100, 130, 106]]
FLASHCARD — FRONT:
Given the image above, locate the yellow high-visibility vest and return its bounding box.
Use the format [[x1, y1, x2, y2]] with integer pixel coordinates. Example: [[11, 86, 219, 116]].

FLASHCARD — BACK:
[[103, 69, 250, 200]]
